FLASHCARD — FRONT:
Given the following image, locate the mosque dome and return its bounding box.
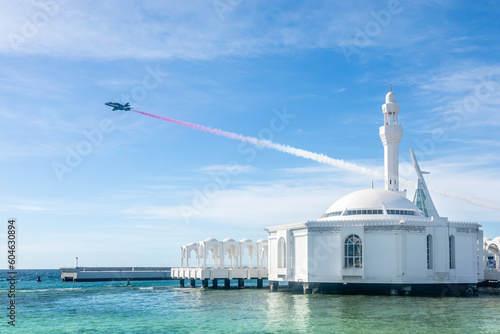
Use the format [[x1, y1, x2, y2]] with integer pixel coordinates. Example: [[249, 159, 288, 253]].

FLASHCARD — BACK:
[[320, 189, 425, 219], [240, 238, 252, 243], [386, 91, 396, 103], [204, 237, 218, 242]]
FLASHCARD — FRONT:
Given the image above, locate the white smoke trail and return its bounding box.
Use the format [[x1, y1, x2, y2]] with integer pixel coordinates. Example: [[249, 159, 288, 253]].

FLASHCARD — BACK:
[[133, 109, 383, 179], [133, 109, 500, 212], [428, 187, 500, 212]]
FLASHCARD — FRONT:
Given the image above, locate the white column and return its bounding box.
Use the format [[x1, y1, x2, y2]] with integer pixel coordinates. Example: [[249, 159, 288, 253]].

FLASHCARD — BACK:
[[257, 246, 261, 269], [181, 247, 184, 268], [203, 244, 207, 269], [239, 243, 243, 268], [197, 247, 200, 267]]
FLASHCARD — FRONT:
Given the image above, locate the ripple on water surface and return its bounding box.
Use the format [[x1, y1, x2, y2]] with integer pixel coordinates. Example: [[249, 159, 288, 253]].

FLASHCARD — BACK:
[[0, 270, 499, 333]]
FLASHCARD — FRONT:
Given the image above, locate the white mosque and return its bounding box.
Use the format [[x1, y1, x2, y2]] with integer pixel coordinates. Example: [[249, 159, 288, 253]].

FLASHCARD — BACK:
[[173, 89, 500, 296], [266, 89, 490, 296]]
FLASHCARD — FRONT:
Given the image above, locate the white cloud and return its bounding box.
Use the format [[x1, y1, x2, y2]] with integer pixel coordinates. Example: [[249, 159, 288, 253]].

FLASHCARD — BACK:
[[199, 164, 256, 174], [11, 205, 52, 211], [0, 1, 437, 60], [120, 184, 344, 226], [405, 155, 500, 220], [118, 152, 500, 233]]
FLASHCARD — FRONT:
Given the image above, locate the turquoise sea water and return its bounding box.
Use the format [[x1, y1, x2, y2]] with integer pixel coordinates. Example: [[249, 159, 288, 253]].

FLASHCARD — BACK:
[[1, 270, 499, 333]]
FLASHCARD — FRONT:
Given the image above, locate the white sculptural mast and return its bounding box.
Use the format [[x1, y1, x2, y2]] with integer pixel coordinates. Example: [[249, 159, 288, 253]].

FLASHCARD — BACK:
[[379, 86, 403, 191]]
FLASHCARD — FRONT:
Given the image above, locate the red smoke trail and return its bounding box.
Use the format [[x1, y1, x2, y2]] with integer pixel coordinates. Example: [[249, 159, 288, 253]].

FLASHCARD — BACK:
[[132, 109, 382, 179], [133, 109, 268, 146]]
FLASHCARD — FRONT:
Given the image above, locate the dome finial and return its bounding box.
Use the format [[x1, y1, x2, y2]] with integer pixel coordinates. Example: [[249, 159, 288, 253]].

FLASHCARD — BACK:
[[389, 83, 392, 92]]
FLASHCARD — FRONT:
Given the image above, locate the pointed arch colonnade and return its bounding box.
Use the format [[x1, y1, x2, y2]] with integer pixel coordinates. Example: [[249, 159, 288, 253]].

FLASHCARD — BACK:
[[171, 238, 268, 288]]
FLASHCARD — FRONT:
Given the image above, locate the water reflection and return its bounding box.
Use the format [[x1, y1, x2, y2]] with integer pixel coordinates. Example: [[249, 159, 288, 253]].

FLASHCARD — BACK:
[[264, 291, 500, 333], [265, 291, 292, 330], [265, 291, 314, 332], [292, 294, 311, 332]]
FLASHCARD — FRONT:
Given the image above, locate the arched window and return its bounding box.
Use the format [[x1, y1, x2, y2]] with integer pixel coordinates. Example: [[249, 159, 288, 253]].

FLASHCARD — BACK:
[[278, 237, 286, 268], [449, 235, 455, 269], [427, 234, 433, 269], [344, 234, 362, 268]]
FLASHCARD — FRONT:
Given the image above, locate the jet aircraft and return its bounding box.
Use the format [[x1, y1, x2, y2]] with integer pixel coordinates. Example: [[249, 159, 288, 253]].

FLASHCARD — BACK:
[[105, 102, 131, 111]]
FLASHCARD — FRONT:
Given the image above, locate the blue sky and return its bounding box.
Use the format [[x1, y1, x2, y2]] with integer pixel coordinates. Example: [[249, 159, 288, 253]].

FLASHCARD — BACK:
[[1, 0, 500, 268]]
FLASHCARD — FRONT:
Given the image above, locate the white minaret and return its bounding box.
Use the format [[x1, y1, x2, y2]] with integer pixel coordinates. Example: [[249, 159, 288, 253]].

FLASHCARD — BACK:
[[379, 86, 402, 191]]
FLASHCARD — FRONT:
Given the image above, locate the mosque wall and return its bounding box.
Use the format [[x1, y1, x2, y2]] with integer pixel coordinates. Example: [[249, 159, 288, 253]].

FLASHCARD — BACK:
[[404, 233, 427, 278], [307, 232, 341, 282], [454, 233, 478, 282], [432, 226, 449, 275], [364, 233, 398, 281], [268, 223, 483, 285], [292, 234, 308, 281]]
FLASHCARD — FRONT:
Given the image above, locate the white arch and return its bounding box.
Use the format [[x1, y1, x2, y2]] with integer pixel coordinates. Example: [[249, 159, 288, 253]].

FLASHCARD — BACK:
[[484, 237, 500, 270], [240, 239, 257, 268], [180, 237, 269, 270], [257, 239, 268, 269], [201, 239, 223, 269], [185, 242, 199, 268], [223, 240, 240, 268]]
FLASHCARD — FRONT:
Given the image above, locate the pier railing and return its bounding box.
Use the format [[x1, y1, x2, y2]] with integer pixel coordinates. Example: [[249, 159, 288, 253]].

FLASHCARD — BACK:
[[60, 266, 170, 272], [171, 267, 267, 280]]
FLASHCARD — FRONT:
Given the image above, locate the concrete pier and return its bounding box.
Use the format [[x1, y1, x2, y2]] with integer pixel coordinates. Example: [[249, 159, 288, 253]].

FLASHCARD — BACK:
[[172, 266, 267, 290], [60, 267, 171, 282], [172, 267, 267, 281], [173, 266, 268, 290], [190, 279, 196, 287], [270, 281, 278, 292]]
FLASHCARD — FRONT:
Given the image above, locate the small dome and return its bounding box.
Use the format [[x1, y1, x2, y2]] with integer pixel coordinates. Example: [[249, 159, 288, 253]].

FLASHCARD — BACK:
[[320, 189, 424, 219], [386, 91, 396, 103], [223, 238, 235, 243], [240, 238, 252, 243], [204, 237, 218, 242], [187, 242, 198, 247], [257, 238, 267, 243]]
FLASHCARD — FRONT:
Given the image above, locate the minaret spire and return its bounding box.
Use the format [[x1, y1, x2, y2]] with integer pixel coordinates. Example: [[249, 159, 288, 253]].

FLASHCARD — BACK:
[[379, 88, 403, 191]]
